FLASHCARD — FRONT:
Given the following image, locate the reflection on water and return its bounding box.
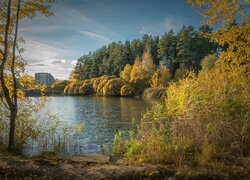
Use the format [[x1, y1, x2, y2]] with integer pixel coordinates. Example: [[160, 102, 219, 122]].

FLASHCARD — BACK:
[[30, 96, 150, 155]]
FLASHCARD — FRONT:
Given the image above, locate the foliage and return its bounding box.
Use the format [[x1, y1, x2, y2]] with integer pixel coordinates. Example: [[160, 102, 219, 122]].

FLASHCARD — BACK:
[[64, 82, 80, 95], [103, 78, 125, 96], [201, 54, 217, 71], [51, 80, 69, 94], [120, 85, 135, 97], [120, 64, 132, 82], [113, 0, 250, 165], [142, 88, 167, 102], [174, 67, 189, 81], [0, 0, 54, 151], [112, 130, 126, 156], [0, 96, 84, 155], [129, 52, 155, 91], [129, 57, 141, 82], [150, 67, 170, 88], [96, 75, 115, 95], [72, 26, 218, 81], [78, 80, 94, 96], [0, 97, 45, 152]]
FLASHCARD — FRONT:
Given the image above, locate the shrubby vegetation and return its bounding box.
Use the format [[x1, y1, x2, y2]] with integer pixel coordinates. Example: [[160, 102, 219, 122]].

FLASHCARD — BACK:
[[0, 97, 84, 155], [51, 80, 69, 94], [64, 51, 174, 97], [113, 0, 250, 166], [150, 67, 170, 88], [120, 85, 135, 97], [65, 16, 220, 98], [103, 78, 125, 96]]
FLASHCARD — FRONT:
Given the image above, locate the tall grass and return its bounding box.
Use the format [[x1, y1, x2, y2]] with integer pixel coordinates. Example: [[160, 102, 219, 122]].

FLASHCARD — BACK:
[[113, 61, 250, 165]]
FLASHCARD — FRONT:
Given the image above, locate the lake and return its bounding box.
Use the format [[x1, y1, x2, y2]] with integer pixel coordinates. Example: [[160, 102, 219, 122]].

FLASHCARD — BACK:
[[26, 96, 151, 156]]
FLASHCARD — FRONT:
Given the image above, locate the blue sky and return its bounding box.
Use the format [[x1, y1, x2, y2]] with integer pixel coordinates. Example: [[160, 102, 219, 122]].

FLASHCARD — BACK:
[[20, 0, 202, 79]]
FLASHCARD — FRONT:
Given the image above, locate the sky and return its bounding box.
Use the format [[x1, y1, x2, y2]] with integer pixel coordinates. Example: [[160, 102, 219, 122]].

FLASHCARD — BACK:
[[19, 0, 202, 80]]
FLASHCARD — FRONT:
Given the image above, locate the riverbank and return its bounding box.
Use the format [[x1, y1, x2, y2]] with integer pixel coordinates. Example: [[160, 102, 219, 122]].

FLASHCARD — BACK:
[[0, 152, 249, 179]]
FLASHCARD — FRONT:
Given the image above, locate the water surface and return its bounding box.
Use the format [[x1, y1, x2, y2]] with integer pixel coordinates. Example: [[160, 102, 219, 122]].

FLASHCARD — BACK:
[[28, 96, 150, 155]]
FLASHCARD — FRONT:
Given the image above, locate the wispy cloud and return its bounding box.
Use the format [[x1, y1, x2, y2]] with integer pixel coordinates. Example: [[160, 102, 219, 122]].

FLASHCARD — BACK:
[[81, 0, 109, 8], [20, 5, 119, 39], [139, 17, 183, 35], [21, 39, 78, 79], [79, 30, 112, 42], [51, 59, 66, 64], [71, 60, 77, 66], [18, 3, 121, 79]]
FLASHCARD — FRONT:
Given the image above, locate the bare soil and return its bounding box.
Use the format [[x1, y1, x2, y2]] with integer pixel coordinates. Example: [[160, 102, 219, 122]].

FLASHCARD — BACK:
[[0, 152, 249, 179]]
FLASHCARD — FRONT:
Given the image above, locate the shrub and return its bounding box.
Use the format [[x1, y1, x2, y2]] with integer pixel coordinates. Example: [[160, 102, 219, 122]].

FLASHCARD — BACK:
[[79, 83, 94, 96], [93, 76, 103, 91], [51, 80, 69, 94], [150, 67, 170, 88], [115, 63, 250, 164], [120, 64, 132, 82], [130, 57, 141, 82], [120, 85, 135, 97], [64, 82, 80, 95], [132, 78, 150, 95], [201, 54, 217, 71], [174, 67, 189, 81], [96, 75, 115, 95], [167, 65, 250, 155], [0, 97, 84, 154], [142, 88, 167, 102], [103, 78, 125, 96]]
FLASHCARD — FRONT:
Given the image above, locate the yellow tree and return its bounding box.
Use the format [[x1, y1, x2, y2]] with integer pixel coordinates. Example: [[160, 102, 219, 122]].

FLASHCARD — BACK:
[[150, 67, 170, 88], [120, 64, 132, 82], [187, 0, 250, 68], [0, 0, 53, 151], [130, 56, 141, 82]]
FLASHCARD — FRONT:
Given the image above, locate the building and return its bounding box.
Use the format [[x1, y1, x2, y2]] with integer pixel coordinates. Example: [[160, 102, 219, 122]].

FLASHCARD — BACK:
[[35, 73, 55, 85]]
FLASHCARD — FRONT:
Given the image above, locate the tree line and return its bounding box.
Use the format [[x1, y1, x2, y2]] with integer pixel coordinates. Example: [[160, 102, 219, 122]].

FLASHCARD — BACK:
[[72, 25, 218, 81]]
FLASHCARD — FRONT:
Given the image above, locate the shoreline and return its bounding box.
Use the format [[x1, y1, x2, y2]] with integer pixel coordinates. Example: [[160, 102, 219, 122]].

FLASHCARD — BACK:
[[0, 152, 249, 179]]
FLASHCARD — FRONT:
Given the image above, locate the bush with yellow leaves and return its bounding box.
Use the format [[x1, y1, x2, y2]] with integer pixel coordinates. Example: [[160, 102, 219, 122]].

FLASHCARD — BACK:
[[120, 64, 132, 82], [95, 75, 116, 95], [174, 67, 189, 81], [103, 78, 126, 96], [114, 62, 250, 164], [150, 67, 170, 88], [78, 80, 94, 95], [51, 80, 69, 94], [120, 84, 135, 97]]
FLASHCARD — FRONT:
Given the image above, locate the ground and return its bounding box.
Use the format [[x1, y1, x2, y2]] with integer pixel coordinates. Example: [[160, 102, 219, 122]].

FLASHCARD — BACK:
[[0, 152, 249, 179]]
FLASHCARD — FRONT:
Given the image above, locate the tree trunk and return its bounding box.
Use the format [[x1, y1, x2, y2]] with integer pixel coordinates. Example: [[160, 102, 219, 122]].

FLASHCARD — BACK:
[[8, 107, 17, 151], [8, 0, 21, 152]]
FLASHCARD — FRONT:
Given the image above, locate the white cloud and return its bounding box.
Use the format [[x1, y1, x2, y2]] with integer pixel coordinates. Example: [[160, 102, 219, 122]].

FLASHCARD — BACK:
[[162, 17, 177, 32], [51, 59, 66, 64], [19, 5, 119, 39], [21, 39, 78, 80], [139, 17, 183, 35], [17, 4, 120, 80], [71, 60, 78, 66], [79, 30, 112, 42]]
